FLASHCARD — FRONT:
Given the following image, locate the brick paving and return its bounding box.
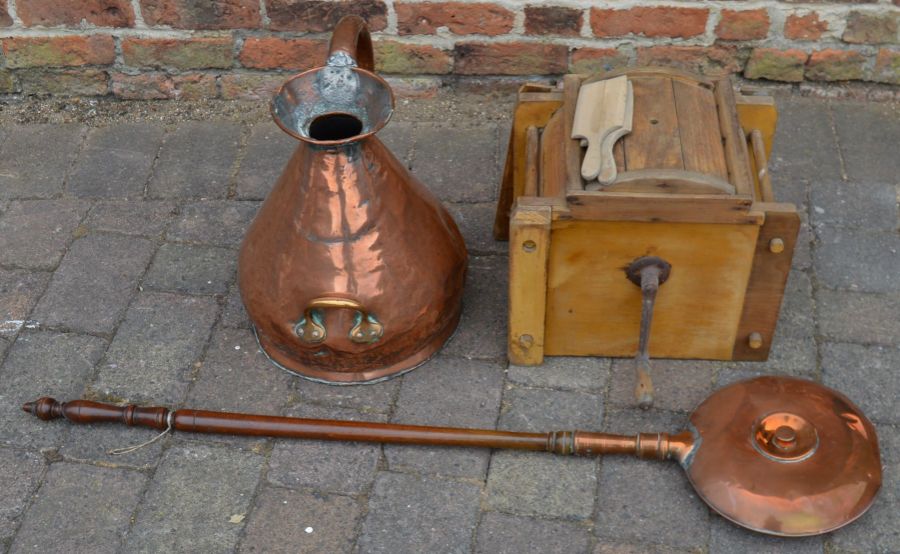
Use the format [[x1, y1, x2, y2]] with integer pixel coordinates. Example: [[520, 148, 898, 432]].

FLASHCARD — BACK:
[[0, 93, 897, 554]]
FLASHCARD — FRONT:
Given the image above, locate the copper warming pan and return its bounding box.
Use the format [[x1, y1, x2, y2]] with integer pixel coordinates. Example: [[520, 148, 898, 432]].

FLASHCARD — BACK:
[[26, 375, 881, 537], [238, 16, 468, 384]]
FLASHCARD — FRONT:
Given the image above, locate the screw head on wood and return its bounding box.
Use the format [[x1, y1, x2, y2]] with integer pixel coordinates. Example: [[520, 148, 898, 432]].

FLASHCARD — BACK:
[[769, 238, 785, 254], [519, 334, 534, 348]]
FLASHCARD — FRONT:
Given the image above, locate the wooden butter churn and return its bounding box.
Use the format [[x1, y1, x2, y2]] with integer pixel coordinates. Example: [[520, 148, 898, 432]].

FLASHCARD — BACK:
[[496, 67, 799, 405]]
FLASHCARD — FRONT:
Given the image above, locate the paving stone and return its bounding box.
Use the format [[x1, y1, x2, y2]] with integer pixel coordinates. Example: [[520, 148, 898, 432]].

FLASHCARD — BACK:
[[817, 289, 900, 346], [709, 516, 824, 553], [475, 512, 591, 554], [810, 181, 897, 232], [717, 335, 817, 377], [11, 463, 146, 554], [828, 425, 900, 553], [385, 357, 504, 479], [148, 121, 241, 198], [608, 358, 714, 413], [485, 450, 596, 520], [442, 255, 507, 360], [186, 326, 293, 413], [813, 227, 900, 294], [239, 486, 361, 554], [593, 542, 696, 554], [143, 243, 236, 295], [268, 403, 384, 495], [768, 99, 841, 185], [59, 419, 167, 470], [83, 200, 176, 237], [0, 124, 84, 199], [358, 471, 481, 554], [31, 233, 155, 333], [68, 123, 164, 198], [793, 221, 813, 270], [377, 121, 414, 167], [0, 199, 89, 270], [0, 331, 106, 449], [833, 102, 900, 183], [499, 385, 604, 432], [92, 291, 218, 404], [126, 442, 264, 553], [0, 269, 50, 339], [291, 371, 399, 415], [776, 270, 815, 340], [221, 284, 251, 328], [446, 202, 506, 255], [822, 342, 900, 425], [594, 456, 709, 550], [507, 356, 610, 391], [412, 124, 499, 203], [167, 200, 259, 247], [601, 404, 689, 438], [0, 447, 45, 543], [235, 122, 300, 200]]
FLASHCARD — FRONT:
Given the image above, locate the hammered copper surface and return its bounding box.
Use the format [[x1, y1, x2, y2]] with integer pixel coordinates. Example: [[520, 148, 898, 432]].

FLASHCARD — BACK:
[[238, 16, 468, 383], [686, 376, 881, 536]]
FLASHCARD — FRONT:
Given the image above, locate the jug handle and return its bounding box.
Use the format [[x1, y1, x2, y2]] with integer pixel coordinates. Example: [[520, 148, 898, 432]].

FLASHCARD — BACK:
[[294, 296, 384, 345], [327, 15, 375, 72]]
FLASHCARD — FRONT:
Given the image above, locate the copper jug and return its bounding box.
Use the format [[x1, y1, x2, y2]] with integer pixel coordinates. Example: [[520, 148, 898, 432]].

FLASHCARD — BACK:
[[238, 16, 468, 384]]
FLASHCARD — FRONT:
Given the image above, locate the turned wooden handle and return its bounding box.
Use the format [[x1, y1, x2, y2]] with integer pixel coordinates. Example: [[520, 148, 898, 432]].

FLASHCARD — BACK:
[[22, 397, 170, 429]]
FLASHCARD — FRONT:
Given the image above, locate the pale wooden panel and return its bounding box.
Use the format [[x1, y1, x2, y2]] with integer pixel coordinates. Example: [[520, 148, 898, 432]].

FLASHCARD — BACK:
[[508, 205, 552, 365], [543, 220, 759, 359], [623, 77, 684, 171], [672, 80, 728, 180], [539, 108, 567, 198], [524, 126, 540, 197]]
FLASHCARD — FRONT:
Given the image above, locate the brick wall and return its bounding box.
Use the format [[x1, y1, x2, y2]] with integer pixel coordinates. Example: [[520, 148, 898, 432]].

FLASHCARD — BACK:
[[0, 0, 897, 100]]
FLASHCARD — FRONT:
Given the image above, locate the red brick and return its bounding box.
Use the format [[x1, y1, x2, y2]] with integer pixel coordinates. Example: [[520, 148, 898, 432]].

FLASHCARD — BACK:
[[570, 48, 629, 74], [122, 37, 233, 69], [396, 2, 514, 36], [744, 48, 808, 82], [715, 9, 770, 40], [2, 36, 116, 68], [524, 6, 583, 37], [140, 0, 260, 29], [637, 45, 743, 75], [265, 0, 386, 32], [872, 48, 900, 84], [454, 42, 567, 75], [375, 41, 451, 74], [590, 7, 708, 38], [842, 11, 898, 44], [17, 68, 109, 96], [111, 72, 216, 99], [220, 73, 285, 100], [806, 49, 865, 80], [239, 37, 327, 70], [784, 12, 828, 41], [18, 0, 135, 27], [1, 0, 15, 26]]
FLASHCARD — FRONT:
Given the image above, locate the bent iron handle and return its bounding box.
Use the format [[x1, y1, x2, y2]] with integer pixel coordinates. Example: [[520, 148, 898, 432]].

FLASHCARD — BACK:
[[327, 15, 374, 71], [294, 296, 384, 345]]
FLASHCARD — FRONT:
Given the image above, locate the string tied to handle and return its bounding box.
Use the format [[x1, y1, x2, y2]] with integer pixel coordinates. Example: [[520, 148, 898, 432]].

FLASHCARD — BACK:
[[108, 411, 174, 456]]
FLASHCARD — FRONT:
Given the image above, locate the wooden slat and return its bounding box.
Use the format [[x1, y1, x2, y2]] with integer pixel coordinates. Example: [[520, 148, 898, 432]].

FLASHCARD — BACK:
[[539, 108, 567, 198], [493, 87, 563, 240], [714, 78, 754, 197], [524, 126, 540, 197], [672, 80, 728, 180], [732, 205, 800, 361], [564, 191, 762, 225], [562, 74, 583, 193], [601, 169, 735, 195], [623, 77, 684, 171], [508, 204, 552, 365]]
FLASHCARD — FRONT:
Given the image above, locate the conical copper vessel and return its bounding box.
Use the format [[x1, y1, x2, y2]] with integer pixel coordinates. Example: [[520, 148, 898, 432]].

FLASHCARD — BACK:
[[238, 16, 468, 384]]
